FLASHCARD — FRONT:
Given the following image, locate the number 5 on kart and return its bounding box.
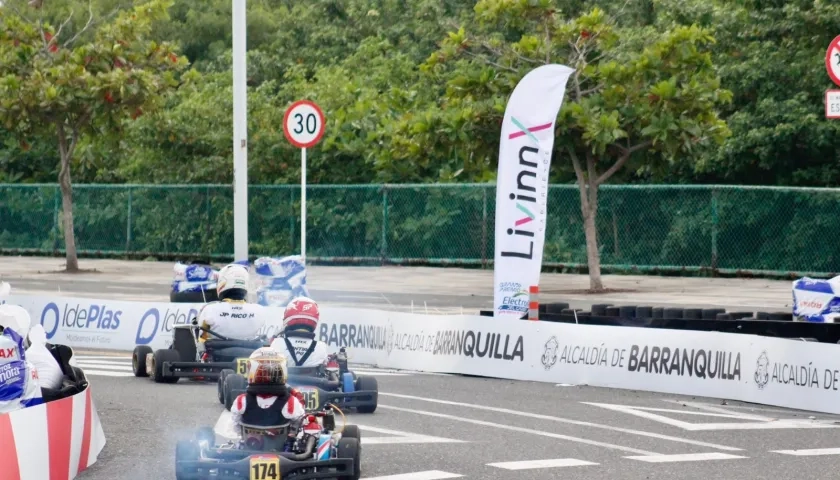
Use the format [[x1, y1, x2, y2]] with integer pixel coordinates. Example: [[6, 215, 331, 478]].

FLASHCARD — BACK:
[[250, 455, 280, 480]]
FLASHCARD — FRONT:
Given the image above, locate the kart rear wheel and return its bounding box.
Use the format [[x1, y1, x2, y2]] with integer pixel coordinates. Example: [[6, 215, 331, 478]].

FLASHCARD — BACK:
[[354, 376, 378, 414], [132, 346, 153, 377], [218, 369, 234, 404], [341, 425, 361, 442], [336, 437, 361, 480], [224, 373, 247, 411], [151, 349, 180, 384]]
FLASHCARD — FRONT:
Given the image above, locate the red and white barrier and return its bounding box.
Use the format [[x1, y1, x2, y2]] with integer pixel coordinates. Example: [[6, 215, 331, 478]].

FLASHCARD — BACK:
[[0, 386, 106, 480]]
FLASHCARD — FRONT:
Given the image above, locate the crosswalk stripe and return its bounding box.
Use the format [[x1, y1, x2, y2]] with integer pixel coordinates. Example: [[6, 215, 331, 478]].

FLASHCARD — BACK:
[[361, 471, 463, 480], [771, 448, 840, 456], [624, 453, 747, 463], [76, 364, 131, 372], [83, 370, 134, 377], [487, 458, 598, 470]]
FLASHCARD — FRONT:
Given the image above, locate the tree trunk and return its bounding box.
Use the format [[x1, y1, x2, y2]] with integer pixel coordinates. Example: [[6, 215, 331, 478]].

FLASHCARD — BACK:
[[57, 125, 79, 272], [581, 202, 603, 290]]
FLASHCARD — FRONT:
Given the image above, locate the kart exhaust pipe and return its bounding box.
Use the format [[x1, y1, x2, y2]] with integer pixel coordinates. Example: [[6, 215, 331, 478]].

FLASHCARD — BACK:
[[289, 435, 317, 461]]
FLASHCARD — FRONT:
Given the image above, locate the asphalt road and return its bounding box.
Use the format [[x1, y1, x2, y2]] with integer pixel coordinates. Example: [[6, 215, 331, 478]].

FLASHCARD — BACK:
[[74, 353, 840, 480]]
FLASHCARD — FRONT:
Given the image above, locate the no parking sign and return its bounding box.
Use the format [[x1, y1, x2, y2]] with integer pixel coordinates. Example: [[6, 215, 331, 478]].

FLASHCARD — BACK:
[[827, 35, 840, 87]]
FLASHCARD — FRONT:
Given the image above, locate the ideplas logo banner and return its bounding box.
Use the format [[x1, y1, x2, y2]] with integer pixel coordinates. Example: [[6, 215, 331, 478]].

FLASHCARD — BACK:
[[135, 305, 201, 347], [40, 302, 123, 347]]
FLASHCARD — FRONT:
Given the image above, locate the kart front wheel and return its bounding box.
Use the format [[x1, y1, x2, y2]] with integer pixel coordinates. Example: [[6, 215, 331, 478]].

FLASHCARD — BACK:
[[354, 376, 378, 414], [132, 346, 153, 377], [336, 437, 361, 480]]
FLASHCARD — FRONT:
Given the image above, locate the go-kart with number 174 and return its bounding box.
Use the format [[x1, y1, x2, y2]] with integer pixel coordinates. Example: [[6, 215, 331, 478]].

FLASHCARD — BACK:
[[175, 403, 361, 480], [219, 346, 379, 414]]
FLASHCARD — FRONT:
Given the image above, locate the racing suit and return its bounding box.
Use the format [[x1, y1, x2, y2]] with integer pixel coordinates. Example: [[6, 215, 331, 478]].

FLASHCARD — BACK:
[[0, 327, 43, 414], [230, 386, 306, 428], [270, 333, 328, 368], [197, 299, 265, 342]]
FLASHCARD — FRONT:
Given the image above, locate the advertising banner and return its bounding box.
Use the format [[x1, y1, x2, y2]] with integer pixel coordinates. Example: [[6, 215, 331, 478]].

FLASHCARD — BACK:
[[493, 64, 575, 317]]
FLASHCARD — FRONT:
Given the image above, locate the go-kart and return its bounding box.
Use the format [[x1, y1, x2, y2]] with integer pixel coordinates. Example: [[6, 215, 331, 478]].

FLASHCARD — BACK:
[[132, 322, 267, 384], [175, 403, 361, 480], [219, 347, 378, 413]]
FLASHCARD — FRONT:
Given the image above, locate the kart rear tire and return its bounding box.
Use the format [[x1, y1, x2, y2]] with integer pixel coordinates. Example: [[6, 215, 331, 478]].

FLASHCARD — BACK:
[[151, 349, 180, 384], [224, 373, 247, 411], [354, 376, 378, 414], [175, 439, 199, 480], [336, 437, 361, 480], [132, 346, 153, 377], [342, 425, 361, 442], [218, 369, 234, 404]]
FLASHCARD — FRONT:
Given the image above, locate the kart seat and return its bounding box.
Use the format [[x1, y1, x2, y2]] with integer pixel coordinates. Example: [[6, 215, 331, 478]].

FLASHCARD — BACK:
[[240, 422, 290, 452], [41, 343, 89, 403], [205, 339, 265, 350]]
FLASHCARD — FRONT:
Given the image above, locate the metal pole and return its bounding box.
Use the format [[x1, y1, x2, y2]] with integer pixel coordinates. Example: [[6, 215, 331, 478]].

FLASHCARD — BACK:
[[232, 0, 248, 263], [301, 147, 307, 263]]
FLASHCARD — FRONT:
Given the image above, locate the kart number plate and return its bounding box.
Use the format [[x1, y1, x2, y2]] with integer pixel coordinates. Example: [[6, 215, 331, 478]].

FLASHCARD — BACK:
[[298, 387, 319, 410], [236, 358, 249, 374], [250, 454, 280, 480]]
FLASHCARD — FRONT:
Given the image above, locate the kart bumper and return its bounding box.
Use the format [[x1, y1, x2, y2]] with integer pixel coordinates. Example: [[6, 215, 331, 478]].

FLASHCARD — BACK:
[[162, 361, 234, 379], [231, 388, 378, 410], [176, 453, 355, 480]]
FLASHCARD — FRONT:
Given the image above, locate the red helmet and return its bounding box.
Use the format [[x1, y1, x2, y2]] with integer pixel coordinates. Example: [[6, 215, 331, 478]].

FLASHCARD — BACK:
[[283, 296, 320, 333]]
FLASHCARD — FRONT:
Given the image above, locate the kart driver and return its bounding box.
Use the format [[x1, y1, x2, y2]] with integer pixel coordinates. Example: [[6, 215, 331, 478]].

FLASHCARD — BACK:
[[196, 263, 265, 345], [0, 308, 43, 413], [269, 297, 329, 368], [230, 347, 307, 428]]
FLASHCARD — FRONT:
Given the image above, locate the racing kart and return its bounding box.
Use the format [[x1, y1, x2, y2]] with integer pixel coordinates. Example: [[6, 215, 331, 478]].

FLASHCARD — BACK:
[[131, 322, 267, 384], [219, 347, 378, 413], [175, 403, 361, 480]]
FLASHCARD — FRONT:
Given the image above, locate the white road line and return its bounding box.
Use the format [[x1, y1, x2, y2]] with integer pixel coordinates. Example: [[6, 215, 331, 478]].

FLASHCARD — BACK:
[[378, 392, 742, 451], [487, 458, 598, 470], [76, 364, 131, 372], [625, 453, 747, 463], [660, 401, 775, 421], [74, 356, 132, 360], [83, 370, 134, 377], [771, 448, 840, 456], [75, 359, 132, 367], [378, 405, 660, 455], [354, 424, 465, 444], [362, 471, 463, 480]]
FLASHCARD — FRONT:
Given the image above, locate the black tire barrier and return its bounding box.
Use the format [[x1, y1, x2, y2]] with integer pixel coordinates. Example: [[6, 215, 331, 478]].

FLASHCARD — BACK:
[[663, 307, 684, 319], [538, 303, 548, 314], [756, 312, 770, 320], [635, 306, 653, 318], [769, 312, 793, 321], [683, 308, 703, 320], [652, 307, 664, 319], [545, 302, 570, 314], [702, 308, 726, 319], [730, 311, 754, 319], [716, 313, 733, 320], [619, 306, 637, 318], [591, 304, 611, 316], [605, 306, 620, 317]]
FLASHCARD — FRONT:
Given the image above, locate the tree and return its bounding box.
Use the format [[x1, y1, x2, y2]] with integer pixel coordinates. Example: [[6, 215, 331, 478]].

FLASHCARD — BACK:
[[423, 2, 732, 289], [0, 0, 192, 271]]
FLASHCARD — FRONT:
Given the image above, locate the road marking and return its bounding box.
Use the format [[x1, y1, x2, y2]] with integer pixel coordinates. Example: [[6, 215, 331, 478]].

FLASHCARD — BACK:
[[378, 392, 741, 451], [487, 458, 598, 470], [661, 400, 775, 421], [362, 471, 463, 480], [625, 453, 747, 463], [771, 448, 840, 456], [75, 359, 132, 367], [583, 402, 839, 431], [354, 424, 465, 445], [378, 405, 660, 455], [73, 355, 132, 360], [83, 370, 133, 377], [76, 364, 131, 372]]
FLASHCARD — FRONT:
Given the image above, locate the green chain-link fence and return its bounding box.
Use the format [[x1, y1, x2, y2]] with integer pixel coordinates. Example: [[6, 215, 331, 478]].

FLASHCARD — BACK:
[[1, 183, 839, 276]]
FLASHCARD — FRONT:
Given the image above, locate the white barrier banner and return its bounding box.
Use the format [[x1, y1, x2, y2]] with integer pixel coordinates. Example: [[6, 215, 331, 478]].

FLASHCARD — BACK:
[[4, 293, 840, 415]]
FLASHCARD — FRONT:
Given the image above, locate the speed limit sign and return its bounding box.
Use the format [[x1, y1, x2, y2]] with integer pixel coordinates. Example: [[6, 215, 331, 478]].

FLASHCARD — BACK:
[[283, 100, 325, 148]]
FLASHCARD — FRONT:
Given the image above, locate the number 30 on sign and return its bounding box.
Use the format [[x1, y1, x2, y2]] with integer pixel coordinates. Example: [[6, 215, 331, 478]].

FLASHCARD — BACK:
[[283, 100, 326, 148], [827, 91, 840, 119]]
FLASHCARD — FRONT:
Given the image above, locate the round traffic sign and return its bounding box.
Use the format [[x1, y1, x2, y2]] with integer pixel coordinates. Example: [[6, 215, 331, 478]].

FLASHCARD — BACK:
[[826, 35, 840, 87], [283, 100, 326, 149]]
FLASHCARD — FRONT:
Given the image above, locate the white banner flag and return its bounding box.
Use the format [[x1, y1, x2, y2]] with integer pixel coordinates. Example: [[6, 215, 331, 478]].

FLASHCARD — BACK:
[[493, 64, 575, 317]]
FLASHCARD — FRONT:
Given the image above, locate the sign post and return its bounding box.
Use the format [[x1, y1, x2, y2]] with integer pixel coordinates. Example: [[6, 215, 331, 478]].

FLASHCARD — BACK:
[[283, 100, 326, 264]]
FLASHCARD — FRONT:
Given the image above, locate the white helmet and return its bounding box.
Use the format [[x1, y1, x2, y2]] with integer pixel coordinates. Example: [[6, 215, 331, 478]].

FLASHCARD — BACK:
[[216, 264, 250, 301]]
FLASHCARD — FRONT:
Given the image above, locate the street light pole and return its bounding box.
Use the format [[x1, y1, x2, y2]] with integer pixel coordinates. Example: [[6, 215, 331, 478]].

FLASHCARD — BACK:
[[232, 0, 248, 263]]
